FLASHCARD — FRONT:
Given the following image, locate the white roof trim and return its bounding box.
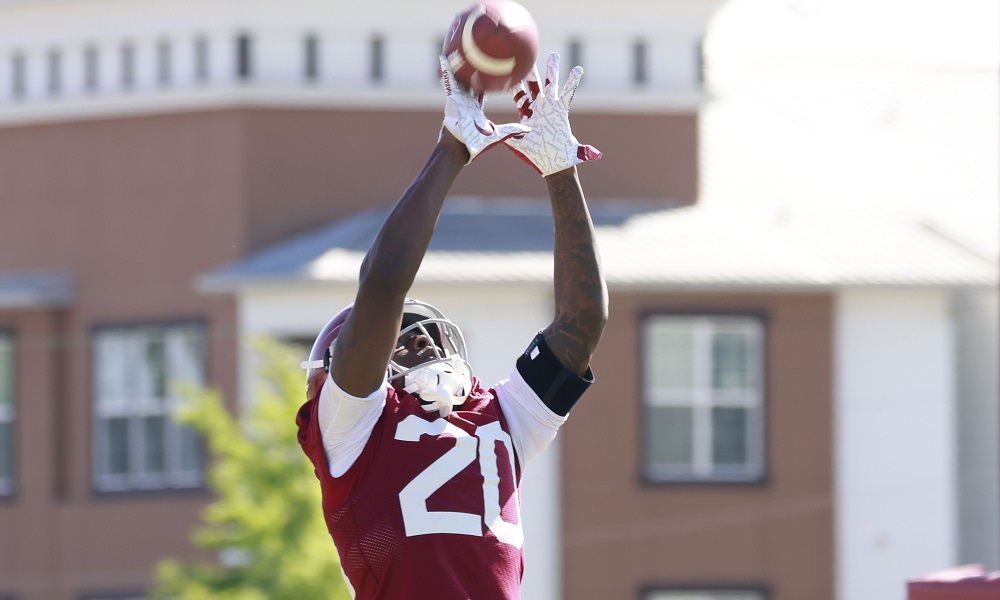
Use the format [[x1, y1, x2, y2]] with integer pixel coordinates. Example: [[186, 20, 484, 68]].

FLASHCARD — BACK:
[[0, 272, 74, 309]]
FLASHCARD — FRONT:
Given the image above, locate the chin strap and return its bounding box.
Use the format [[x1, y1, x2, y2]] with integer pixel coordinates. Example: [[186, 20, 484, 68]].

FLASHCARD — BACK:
[[300, 348, 332, 372], [301, 346, 472, 418]]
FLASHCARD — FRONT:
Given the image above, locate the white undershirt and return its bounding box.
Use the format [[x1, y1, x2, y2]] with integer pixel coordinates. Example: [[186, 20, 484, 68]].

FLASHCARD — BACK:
[[317, 369, 567, 478]]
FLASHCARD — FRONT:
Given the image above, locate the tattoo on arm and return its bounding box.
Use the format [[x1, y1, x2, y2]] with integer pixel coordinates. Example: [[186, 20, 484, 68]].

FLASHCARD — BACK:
[[544, 170, 608, 376]]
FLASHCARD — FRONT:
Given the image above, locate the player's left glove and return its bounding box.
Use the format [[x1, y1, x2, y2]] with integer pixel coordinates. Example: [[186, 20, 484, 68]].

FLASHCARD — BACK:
[[504, 52, 602, 177], [439, 55, 530, 164]]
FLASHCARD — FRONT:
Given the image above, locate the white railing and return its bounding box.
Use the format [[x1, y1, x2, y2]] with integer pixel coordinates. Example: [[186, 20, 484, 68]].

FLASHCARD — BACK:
[[0, 11, 710, 122]]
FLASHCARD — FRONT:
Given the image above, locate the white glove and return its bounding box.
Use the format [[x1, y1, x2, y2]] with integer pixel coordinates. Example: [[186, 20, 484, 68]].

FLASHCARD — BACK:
[[504, 52, 602, 176], [439, 55, 530, 164]]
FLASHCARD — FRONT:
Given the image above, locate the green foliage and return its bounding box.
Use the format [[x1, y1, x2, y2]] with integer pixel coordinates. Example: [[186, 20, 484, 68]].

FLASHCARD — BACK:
[[153, 339, 349, 600]]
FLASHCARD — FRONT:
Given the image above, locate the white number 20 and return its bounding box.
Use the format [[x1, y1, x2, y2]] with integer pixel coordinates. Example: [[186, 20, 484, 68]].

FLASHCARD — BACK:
[[394, 415, 523, 549]]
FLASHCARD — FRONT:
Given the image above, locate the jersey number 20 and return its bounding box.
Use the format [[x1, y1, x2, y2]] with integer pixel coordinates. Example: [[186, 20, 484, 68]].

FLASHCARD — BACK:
[[394, 415, 523, 549]]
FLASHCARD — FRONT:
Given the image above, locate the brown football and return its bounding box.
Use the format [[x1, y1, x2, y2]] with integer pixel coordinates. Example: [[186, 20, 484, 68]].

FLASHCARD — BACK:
[[442, 1, 539, 93]]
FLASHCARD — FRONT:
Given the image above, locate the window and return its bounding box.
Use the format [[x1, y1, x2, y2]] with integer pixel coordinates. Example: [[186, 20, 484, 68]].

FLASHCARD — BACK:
[[647, 589, 766, 600], [235, 33, 252, 81], [193, 35, 209, 83], [643, 315, 765, 483], [83, 45, 99, 92], [92, 324, 205, 492], [567, 38, 583, 75], [120, 42, 135, 89], [434, 36, 445, 80], [696, 37, 706, 86], [0, 334, 14, 496], [369, 34, 384, 83], [303, 34, 319, 82], [11, 52, 26, 99], [156, 39, 171, 86], [46, 49, 61, 95], [633, 39, 648, 86]]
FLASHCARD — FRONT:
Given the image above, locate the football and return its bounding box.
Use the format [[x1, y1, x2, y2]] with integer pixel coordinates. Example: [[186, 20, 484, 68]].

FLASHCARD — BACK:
[[442, 1, 539, 93]]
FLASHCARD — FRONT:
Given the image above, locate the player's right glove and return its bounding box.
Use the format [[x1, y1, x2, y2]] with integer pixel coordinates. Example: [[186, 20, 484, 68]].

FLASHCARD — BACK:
[[439, 55, 530, 164], [504, 52, 602, 177]]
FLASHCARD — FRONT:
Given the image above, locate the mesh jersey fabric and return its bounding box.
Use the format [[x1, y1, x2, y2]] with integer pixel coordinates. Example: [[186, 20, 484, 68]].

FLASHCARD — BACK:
[[297, 380, 528, 600]]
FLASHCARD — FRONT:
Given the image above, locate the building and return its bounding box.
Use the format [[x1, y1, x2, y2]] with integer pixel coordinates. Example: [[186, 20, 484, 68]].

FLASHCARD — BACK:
[[0, 1, 996, 599]]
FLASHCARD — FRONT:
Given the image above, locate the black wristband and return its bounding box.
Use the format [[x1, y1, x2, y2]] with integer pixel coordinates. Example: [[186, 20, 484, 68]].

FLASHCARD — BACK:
[[515, 332, 594, 417]]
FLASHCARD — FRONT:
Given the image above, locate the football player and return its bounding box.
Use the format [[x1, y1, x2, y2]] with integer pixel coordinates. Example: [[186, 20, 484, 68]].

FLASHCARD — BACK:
[[297, 52, 606, 599]]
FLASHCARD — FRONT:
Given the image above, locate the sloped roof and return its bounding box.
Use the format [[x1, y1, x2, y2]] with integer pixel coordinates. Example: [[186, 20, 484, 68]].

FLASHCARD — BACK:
[[199, 195, 996, 293], [601, 200, 996, 288], [0, 271, 74, 308], [200, 1, 999, 296], [199, 198, 661, 289]]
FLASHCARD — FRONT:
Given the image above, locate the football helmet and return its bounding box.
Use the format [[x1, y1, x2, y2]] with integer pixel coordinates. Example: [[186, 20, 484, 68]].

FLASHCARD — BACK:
[[301, 299, 473, 417], [303, 303, 353, 373], [389, 299, 473, 417]]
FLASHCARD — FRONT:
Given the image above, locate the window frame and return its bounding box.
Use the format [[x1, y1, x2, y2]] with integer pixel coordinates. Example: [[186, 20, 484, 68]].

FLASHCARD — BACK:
[[633, 38, 648, 87], [10, 52, 27, 100], [83, 44, 100, 93], [235, 32, 252, 81], [640, 311, 768, 485], [120, 41, 135, 90], [46, 48, 62, 96], [193, 35, 210, 83], [641, 584, 770, 600], [90, 320, 207, 494], [303, 33, 320, 83], [433, 35, 445, 82], [155, 38, 172, 86], [369, 33, 385, 84], [0, 330, 15, 498], [567, 38, 584, 79], [696, 36, 707, 87], [79, 592, 146, 600]]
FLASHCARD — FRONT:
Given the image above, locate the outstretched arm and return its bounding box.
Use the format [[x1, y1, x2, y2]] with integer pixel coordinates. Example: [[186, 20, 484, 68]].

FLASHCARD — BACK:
[[505, 52, 607, 375], [330, 58, 529, 397], [331, 133, 467, 397], [543, 167, 607, 376]]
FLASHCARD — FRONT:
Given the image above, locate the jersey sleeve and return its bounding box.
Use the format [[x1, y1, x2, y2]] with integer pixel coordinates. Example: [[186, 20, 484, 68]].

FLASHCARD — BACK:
[[317, 372, 388, 478], [494, 367, 568, 467]]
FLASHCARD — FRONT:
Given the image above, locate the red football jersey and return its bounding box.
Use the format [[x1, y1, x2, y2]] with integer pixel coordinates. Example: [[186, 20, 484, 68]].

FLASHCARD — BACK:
[[297, 381, 525, 600]]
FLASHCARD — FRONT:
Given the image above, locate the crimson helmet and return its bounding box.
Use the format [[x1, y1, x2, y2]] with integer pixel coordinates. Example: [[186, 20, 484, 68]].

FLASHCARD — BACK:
[[303, 303, 353, 375]]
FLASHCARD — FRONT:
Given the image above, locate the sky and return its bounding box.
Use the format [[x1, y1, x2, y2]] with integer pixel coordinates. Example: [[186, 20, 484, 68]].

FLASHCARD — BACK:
[[697, 0, 999, 257], [707, 0, 999, 68]]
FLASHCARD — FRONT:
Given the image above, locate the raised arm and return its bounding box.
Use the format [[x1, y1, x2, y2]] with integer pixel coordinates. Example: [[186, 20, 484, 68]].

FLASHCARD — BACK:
[[330, 58, 529, 397], [330, 135, 466, 397], [505, 52, 608, 375], [542, 167, 607, 375]]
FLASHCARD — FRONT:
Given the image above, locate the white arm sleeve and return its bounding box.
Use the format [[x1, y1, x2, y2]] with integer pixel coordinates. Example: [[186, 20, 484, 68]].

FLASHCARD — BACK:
[[317, 372, 387, 478], [494, 367, 568, 468]]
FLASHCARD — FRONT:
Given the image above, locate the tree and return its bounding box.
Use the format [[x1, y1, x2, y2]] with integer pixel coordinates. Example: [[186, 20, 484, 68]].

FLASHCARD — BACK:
[[153, 339, 350, 600]]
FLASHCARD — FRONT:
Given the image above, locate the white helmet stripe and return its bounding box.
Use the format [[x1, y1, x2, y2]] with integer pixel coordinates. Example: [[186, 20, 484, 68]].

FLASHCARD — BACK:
[[462, 5, 516, 76]]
